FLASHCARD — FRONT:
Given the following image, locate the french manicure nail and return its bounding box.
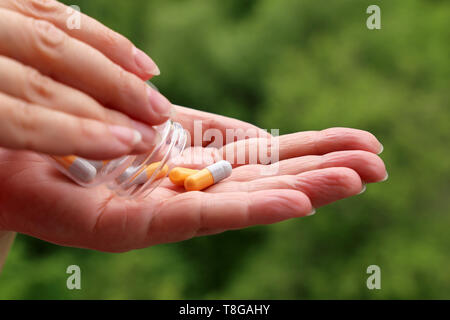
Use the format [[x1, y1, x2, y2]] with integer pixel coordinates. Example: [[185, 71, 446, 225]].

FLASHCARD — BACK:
[[358, 184, 367, 194], [378, 144, 384, 154], [109, 125, 142, 146], [131, 120, 161, 146], [382, 172, 389, 182], [147, 86, 172, 117], [134, 47, 160, 76], [146, 80, 159, 92], [170, 106, 177, 120], [306, 208, 316, 216]]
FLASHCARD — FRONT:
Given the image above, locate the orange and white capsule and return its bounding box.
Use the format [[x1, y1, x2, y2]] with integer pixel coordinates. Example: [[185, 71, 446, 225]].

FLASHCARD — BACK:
[[87, 160, 110, 171], [117, 162, 169, 185], [184, 160, 232, 191], [52, 156, 97, 184], [169, 167, 199, 186]]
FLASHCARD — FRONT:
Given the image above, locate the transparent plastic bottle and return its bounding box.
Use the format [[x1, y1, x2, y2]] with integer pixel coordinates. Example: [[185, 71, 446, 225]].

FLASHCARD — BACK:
[[47, 120, 187, 199]]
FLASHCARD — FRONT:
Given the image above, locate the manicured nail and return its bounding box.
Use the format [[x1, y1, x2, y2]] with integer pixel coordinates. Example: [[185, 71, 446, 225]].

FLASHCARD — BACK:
[[134, 47, 160, 76], [109, 125, 142, 146], [306, 208, 316, 216], [378, 144, 384, 154], [382, 172, 389, 182], [358, 184, 367, 194], [170, 106, 177, 120], [147, 86, 172, 117], [131, 120, 161, 146], [146, 80, 159, 92]]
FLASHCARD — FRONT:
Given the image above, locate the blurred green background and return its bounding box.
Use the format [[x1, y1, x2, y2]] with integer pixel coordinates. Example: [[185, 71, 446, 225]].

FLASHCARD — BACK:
[[1, 0, 449, 299]]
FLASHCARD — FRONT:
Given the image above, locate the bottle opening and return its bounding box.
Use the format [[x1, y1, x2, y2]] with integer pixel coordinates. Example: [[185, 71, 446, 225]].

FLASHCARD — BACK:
[[47, 120, 187, 199]]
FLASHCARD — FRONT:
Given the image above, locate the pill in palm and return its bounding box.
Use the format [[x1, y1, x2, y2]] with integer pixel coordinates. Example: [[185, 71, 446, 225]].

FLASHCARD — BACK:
[[115, 166, 139, 184], [169, 167, 200, 186], [87, 160, 110, 170], [132, 162, 169, 185], [117, 161, 169, 186], [184, 160, 232, 191], [52, 156, 97, 184]]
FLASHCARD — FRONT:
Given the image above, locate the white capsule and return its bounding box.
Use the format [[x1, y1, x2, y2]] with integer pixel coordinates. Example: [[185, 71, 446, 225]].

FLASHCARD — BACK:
[[116, 162, 169, 186], [184, 160, 232, 191], [207, 160, 233, 183]]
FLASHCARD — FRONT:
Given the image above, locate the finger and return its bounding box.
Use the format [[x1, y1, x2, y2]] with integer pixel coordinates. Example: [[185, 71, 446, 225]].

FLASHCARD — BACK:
[[168, 128, 383, 168], [173, 105, 271, 147], [140, 189, 313, 246], [158, 149, 386, 192], [208, 167, 363, 208], [45, 188, 311, 251], [0, 0, 160, 79], [195, 228, 227, 237], [0, 9, 171, 125], [219, 128, 384, 166], [229, 150, 387, 183], [0, 92, 145, 159], [0, 55, 158, 147]]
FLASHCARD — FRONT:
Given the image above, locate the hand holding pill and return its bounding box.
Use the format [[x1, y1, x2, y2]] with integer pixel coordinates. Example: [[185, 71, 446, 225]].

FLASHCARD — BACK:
[[0, 2, 388, 253], [0, 113, 387, 252]]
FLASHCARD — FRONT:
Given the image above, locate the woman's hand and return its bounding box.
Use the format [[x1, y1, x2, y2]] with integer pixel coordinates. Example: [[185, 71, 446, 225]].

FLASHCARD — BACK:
[[0, 106, 387, 252], [0, 0, 171, 159]]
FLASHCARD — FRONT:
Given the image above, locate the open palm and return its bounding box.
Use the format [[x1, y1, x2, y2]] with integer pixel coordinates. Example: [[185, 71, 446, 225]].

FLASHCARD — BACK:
[[0, 106, 386, 252]]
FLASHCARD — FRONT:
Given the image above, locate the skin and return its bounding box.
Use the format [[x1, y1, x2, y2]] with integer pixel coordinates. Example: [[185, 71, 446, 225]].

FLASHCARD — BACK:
[[0, 114, 387, 252], [0, 0, 171, 159], [0, 1, 387, 253]]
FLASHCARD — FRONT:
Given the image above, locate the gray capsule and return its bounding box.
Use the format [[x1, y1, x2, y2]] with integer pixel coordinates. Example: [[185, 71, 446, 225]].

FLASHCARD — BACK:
[[116, 166, 139, 185], [53, 156, 97, 184], [87, 160, 107, 170]]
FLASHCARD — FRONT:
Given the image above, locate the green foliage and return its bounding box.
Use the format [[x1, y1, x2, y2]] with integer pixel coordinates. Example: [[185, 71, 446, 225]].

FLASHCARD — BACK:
[[1, 0, 449, 299]]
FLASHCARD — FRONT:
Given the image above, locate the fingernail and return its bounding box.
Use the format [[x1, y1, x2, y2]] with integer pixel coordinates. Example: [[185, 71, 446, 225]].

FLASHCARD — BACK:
[[131, 120, 161, 146], [306, 208, 316, 216], [358, 184, 367, 194], [147, 86, 172, 117], [382, 172, 389, 182], [134, 47, 160, 76], [378, 144, 384, 154], [170, 106, 177, 120], [146, 80, 159, 92], [109, 125, 142, 146]]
